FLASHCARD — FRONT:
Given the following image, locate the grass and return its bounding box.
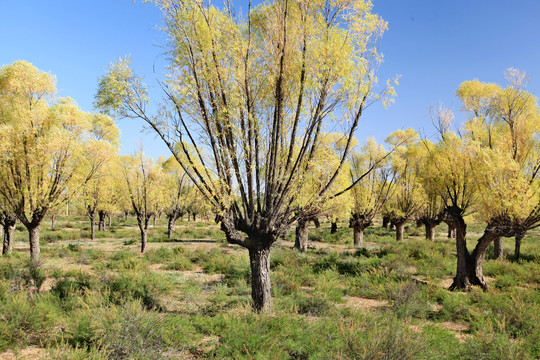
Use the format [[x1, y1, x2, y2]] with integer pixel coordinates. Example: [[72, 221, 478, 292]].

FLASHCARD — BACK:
[[0, 217, 538, 359]]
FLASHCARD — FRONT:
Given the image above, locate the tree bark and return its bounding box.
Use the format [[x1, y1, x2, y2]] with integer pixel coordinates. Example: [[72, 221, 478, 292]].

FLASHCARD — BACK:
[[425, 222, 436, 241], [89, 214, 96, 241], [167, 214, 176, 239], [330, 221, 338, 234], [152, 214, 157, 227], [514, 233, 524, 261], [28, 225, 40, 262], [108, 214, 112, 227], [395, 222, 405, 241], [192, 213, 196, 222], [449, 216, 470, 291], [447, 223, 456, 238], [493, 237, 503, 260], [382, 216, 390, 229], [2, 218, 16, 255], [294, 218, 309, 252], [51, 215, 56, 230], [98, 211, 106, 232], [139, 226, 148, 253], [249, 247, 271, 313], [353, 226, 364, 247], [468, 232, 501, 290]]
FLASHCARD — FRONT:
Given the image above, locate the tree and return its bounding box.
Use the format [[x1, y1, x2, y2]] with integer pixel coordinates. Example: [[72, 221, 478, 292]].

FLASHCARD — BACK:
[[0, 208, 16, 255], [121, 152, 164, 253], [348, 138, 393, 246], [0, 61, 113, 261], [96, 0, 394, 312], [457, 70, 540, 263], [384, 129, 424, 241]]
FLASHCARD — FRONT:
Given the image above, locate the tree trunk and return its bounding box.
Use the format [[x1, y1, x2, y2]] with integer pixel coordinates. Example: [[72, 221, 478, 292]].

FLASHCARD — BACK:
[[382, 216, 390, 229], [89, 214, 96, 241], [514, 233, 524, 261], [294, 219, 309, 252], [449, 217, 470, 291], [28, 225, 40, 262], [468, 232, 501, 290], [98, 211, 106, 231], [395, 222, 405, 241], [330, 221, 338, 234], [3, 220, 16, 255], [249, 247, 272, 313], [167, 215, 176, 239], [192, 213, 196, 222], [353, 226, 364, 247], [108, 214, 112, 227], [493, 237, 503, 260], [425, 222, 436, 241], [447, 223, 456, 238], [152, 214, 157, 228], [139, 226, 148, 253], [51, 215, 56, 230]]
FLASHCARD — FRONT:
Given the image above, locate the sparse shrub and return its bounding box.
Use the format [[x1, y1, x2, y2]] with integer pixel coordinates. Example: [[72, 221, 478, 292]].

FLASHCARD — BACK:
[[387, 281, 432, 319]]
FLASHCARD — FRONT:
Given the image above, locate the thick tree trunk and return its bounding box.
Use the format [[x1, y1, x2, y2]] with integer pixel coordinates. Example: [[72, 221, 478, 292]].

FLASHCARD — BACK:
[[139, 226, 148, 253], [353, 226, 364, 247], [425, 222, 436, 241], [89, 214, 96, 241], [167, 215, 176, 239], [294, 219, 309, 252], [382, 216, 390, 229], [192, 213, 196, 222], [3, 220, 16, 255], [98, 211, 106, 231], [330, 221, 338, 234], [108, 214, 112, 227], [514, 233, 524, 261], [28, 226, 40, 262], [249, 247, 272, 313], [493, 237, 503, 260], [449, 217, 470, 291], [395, 222, 405, 241], [447, 223, 456, 238], [468, 232, 501, 290]]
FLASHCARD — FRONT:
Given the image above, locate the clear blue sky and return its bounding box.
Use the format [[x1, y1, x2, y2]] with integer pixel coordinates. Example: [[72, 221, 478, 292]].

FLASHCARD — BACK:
[[2, 1, 539, 159]]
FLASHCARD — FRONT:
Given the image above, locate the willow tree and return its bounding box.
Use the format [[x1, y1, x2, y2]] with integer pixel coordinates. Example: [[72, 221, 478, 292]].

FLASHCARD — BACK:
[[384, 129, 424, 241], [0, 61, 113, 261], [293, 133, 352, 252], [457, 69, 540, 261], [96, 0, 394, 312], [348, 138, 393, 247], [122, 152, 164, 253]]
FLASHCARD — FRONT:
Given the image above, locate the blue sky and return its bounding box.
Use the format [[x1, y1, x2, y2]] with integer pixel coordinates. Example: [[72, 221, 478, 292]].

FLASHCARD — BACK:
[[1, 1, 539, 159]]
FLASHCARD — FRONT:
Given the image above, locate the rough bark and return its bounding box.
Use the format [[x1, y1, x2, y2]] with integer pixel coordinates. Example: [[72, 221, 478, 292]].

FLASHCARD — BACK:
[[395, 222, 405, 241], [167, 214, 176, 239], [425, 222, 436, 241], [2, 217, 16, 255], [137, 215, 149, 253], [28, 226, 40, 262], [447, 223, 456, 238], [353, 226, 364, 247], [449, 216, 470, 291], [330, 221, 338, 234], [493, 237, 503, 260], [249, 247, 271, 313], [467, 232, 501, 290], [514, 233, 524, 261], [294, 218, 309, 252], [89, 214, 96, 241], [98, 211, 106, 232]]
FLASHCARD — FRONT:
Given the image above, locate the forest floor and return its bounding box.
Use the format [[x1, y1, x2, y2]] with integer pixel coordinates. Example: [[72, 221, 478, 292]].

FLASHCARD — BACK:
[[0, 216, 538, 359]]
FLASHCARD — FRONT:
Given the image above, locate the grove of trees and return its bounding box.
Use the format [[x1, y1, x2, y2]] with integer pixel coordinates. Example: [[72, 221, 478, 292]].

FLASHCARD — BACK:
[[0, 0, 538, 319]]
